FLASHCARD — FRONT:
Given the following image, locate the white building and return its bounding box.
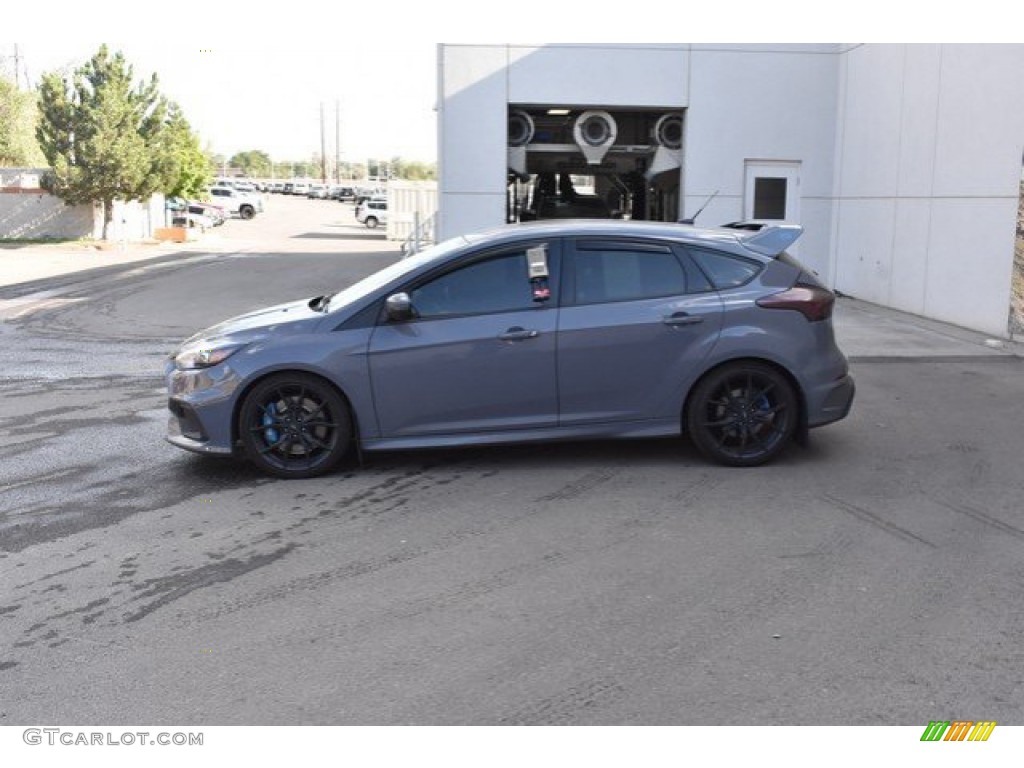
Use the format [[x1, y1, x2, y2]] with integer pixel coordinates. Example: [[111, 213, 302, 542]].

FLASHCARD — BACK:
[[436, 44, 1024, 337]]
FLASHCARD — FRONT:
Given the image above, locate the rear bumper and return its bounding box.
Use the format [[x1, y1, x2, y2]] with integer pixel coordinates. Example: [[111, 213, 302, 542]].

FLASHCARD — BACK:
[[807, 373, 855, 428]]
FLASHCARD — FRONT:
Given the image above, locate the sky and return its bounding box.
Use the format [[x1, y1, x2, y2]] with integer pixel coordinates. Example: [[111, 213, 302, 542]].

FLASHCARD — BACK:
[[3, 1, 1012, 169]]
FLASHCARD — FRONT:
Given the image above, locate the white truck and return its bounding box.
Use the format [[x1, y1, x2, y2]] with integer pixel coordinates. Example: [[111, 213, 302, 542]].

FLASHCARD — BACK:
[[206, 186, 264, 220]]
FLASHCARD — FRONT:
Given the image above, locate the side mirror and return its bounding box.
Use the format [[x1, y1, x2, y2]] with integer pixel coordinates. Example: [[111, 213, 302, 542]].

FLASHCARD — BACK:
[[385, 292, 414, 322]]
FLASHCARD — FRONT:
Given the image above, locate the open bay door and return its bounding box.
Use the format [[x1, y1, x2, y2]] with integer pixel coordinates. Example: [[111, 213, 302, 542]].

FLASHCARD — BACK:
[[506, 107, 685, 224]]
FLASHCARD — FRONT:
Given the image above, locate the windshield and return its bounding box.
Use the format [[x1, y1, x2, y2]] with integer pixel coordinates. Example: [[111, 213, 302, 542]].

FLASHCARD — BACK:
[[326, 236, 469, 313]]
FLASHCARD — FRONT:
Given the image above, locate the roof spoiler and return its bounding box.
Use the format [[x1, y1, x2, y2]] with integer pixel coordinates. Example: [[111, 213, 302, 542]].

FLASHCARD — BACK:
[[739, 224, 804, 257]]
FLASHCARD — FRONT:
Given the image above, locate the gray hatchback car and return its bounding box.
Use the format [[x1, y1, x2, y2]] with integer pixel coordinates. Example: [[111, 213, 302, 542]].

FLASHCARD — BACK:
[[166, 220, 854, 478]]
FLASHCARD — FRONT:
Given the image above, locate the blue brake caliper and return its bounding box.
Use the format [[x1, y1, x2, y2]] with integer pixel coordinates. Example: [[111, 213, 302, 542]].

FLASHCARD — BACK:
[[263, 402, 279, 444], [754, 392, 771, 426]]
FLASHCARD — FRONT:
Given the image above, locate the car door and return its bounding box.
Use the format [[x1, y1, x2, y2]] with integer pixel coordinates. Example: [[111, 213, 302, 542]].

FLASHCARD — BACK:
[[367, 241, 561, 438], [557, 238, 724, 426]]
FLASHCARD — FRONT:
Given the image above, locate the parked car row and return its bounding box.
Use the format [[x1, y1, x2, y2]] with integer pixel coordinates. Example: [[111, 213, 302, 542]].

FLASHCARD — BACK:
[[211, 178, 378, 202], [166, 197, 229, 231], [172, 181, 384, 230], [265, 182, 361, 201], [165, 185, 265, 230], [258, 181, 387, 228]]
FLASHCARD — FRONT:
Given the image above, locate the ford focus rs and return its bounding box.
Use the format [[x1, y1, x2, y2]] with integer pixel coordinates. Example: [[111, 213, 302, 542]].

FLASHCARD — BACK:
[[166, 220, 854, 478]]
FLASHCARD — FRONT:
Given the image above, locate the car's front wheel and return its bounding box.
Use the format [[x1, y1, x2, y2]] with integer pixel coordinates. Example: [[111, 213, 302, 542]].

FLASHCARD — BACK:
[[686, 361, 798, 466], [364, 216, 378, 229], [239, 205, 255, 220], [238, 373, 352, 478]]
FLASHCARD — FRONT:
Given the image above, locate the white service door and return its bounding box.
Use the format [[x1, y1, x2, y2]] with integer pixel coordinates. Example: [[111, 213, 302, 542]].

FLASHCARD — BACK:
[[744, 161, 801, 224]]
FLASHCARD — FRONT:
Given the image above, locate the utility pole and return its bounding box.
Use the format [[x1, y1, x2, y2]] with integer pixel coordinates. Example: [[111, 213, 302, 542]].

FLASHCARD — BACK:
[[13, 44, 21, 89], [335, 99, 341, 184], [319, 102, 327, 184]]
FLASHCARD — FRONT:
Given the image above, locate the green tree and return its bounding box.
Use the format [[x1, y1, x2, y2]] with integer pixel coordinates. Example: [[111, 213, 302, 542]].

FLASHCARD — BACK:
[[336, 160, 364, 180], [36, 45, 171, 239], [208, 152, 227, 175], [279, 159, 313, 179], [389, 156, 436, 181], [229, 149, 272, 178], [0, 75, 45, 166], [164, 103, 211, 198]]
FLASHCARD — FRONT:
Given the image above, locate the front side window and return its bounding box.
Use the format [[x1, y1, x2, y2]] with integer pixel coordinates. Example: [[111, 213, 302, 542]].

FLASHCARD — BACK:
[[573, 246, 686, 304], [410, 251, 539, 318]]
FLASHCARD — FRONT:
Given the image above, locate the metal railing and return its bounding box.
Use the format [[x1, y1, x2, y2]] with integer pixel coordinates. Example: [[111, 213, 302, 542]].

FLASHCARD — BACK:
[[401, 211, 437, 257]]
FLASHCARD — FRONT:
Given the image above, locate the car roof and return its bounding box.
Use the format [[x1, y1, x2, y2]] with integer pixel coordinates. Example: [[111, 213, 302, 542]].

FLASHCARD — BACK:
[[462, 219, 780, 258]]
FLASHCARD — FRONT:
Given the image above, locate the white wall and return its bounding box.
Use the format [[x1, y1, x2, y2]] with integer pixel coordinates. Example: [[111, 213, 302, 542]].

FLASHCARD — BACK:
[[437, 45, 509, 240], [437, 43, 1024, 336], [832, 44, 1024, 336], [438, 44, 693, 241], [684, 45, 840, 280], [507, 44, 689, 107], [0, 191, 95, 239], [438, 43, 840, 277], [0, 186, 165, 241]]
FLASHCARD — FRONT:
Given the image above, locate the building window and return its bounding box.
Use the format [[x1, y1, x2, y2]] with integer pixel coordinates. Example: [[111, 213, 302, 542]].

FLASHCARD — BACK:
[[753, 177, 787, 220]]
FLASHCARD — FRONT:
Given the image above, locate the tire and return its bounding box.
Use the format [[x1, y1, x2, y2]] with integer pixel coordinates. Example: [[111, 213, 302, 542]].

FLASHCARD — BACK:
[[686, 361, 798, 467], [239, 205, 255, 220], [238, 373, 352, 478], [364, 216, 378, 229]]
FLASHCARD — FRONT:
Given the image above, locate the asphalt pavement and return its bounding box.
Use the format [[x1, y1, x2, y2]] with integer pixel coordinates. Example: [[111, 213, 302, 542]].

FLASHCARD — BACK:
[[3, 204, 1024, 727]]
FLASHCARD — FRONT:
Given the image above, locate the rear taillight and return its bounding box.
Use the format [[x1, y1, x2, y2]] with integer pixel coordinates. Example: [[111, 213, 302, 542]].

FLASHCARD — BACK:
[[756, 283, 835, 321]]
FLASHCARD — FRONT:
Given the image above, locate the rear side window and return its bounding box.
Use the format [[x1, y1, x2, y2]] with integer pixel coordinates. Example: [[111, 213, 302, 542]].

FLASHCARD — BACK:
[[573, 246, 686, 304], [688, 248, 762, 289]]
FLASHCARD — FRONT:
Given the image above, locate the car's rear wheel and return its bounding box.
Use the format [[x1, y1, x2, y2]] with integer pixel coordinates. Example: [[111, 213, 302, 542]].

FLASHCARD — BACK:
[[365, 216, 378, 229], [238, 373, 352, 478], [686, 361, 798, 466]]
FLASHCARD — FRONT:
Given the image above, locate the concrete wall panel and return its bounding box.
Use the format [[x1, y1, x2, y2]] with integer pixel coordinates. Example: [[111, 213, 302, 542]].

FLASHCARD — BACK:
[[507, 45, 688, 107]]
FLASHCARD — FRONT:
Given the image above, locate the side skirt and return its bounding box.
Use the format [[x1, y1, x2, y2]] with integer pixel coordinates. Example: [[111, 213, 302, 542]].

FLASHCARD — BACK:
[[360, 419, 680, 453]]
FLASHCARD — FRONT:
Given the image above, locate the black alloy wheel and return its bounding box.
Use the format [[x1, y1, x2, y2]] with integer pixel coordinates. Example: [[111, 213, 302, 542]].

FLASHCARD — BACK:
[[239, 373, 351, 478], [687, 361, 798, 466]]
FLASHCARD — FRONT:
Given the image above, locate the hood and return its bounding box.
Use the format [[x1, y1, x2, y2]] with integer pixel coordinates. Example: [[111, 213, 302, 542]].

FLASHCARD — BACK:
[[179, 297, 323, 348]]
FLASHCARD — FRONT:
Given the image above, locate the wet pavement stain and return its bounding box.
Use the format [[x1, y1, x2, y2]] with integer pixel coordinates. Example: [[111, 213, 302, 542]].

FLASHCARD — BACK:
[[123, 544, 296, 623]]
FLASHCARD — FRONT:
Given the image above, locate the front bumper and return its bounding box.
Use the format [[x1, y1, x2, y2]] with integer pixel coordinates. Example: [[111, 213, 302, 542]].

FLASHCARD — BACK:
[[165, 362, 242, 455], [166, 418, 234, 455]]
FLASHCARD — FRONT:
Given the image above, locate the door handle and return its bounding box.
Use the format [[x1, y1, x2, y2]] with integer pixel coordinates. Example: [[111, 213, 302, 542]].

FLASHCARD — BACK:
[[498, 326, 540, 341], [663, 312, 704, 326]]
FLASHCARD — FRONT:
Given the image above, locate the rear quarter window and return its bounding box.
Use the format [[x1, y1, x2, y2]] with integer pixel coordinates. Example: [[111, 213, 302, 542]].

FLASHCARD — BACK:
[[688, 248, 763, 290]]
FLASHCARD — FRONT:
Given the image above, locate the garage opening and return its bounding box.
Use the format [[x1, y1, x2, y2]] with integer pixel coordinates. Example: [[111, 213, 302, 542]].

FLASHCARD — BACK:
[[506, 107, 684, 224]]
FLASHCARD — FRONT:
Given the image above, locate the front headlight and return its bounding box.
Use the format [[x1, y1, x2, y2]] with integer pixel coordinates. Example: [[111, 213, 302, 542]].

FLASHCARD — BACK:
[[174, 341, 247, 371]]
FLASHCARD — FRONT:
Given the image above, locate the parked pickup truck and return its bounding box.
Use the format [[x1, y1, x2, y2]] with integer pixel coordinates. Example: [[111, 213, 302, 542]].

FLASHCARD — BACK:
[[205, 186, 264, 220]]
